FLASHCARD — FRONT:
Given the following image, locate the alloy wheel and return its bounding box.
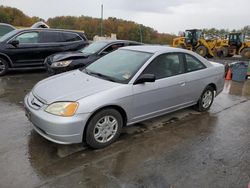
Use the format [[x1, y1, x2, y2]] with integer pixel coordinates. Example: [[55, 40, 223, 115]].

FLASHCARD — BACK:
[[93, 115, 118, 143]]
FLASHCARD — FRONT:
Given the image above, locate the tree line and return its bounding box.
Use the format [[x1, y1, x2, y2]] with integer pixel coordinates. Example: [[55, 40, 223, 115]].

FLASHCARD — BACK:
[[0, 5, 175, 44], [0, 5, 250, 43]]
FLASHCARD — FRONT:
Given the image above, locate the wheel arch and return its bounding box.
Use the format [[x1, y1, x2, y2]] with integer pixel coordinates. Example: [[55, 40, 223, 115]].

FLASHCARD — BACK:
[[82, 105, 128, 141], [207, 83, 217, 91], [0, 53, 13, 67]]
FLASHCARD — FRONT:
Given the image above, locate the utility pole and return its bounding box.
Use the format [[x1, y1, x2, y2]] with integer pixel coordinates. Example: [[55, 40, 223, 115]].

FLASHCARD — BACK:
[[101, 4, 103, 36], [139, 24, 143, 43]]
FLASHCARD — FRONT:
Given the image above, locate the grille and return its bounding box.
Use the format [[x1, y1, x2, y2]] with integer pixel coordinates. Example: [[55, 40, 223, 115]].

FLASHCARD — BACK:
[[28, 93, 44, 110]]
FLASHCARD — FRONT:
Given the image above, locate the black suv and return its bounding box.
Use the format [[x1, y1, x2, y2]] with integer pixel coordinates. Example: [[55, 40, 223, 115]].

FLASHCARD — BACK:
[[0, 28, 88, 76]]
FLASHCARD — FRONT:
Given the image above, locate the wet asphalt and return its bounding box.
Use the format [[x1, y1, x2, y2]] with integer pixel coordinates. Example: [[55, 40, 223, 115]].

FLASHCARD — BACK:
[[0, 70, 249, 188]]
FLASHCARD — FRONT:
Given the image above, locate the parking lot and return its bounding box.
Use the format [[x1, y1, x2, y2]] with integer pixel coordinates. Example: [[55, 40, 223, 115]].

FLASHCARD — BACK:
[[0, 70, 250, 188]]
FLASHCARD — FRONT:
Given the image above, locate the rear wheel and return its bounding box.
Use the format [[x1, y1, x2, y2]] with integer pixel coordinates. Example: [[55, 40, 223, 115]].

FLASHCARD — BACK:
[[241, 48, 250, 59], [195, 86, 215, 112], [85, 109, 123, 149], [0, 58, 9, 76], [195, 46, 207, 57], [217, 47, 229, 58]]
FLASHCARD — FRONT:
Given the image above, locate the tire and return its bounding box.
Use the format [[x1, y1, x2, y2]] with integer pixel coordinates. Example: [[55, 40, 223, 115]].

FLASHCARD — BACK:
[[241, 48, 250, 59], [195, 86, 215, 112], [195, 46, 207, 57], [217, 47, 228, 58], [0, 58, 9, 76], [85, 109, 123, 149]]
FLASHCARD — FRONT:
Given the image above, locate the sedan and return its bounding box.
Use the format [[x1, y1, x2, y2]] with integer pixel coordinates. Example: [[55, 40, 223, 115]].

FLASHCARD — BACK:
[[45, 40, 142, 74], [24, 46, 225, 149]]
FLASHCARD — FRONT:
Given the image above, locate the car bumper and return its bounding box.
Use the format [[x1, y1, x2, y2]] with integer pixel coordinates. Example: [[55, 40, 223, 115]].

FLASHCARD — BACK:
[[24, 93, 90, 144], [46, 64, 70, 75]]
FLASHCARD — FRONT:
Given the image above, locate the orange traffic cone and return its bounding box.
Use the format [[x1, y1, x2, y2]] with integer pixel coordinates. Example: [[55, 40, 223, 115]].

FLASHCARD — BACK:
[[225, 68, 232, 80]]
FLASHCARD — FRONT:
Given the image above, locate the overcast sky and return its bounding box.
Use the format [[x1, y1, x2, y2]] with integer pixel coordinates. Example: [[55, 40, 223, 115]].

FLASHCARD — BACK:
[[1, 0, 250, 34]]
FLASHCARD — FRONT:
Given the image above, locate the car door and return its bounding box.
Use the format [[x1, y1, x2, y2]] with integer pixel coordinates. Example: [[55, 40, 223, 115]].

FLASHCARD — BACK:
[[131, 53, 190, 123], [7, 31, 41, 67], [38, 31, 66, 61], [183, 53, 208, 102]]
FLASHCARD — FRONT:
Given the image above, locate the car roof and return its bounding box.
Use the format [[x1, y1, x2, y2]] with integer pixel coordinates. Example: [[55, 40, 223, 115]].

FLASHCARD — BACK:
[[16, 28, 85, 34], [121, 45, 188, 54], [0, 23, 16, 29], [94, 39, 142, 45]]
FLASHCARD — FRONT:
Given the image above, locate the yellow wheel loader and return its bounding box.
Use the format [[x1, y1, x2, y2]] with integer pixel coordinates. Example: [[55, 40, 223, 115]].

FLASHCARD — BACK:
[[215, 33, 250, 59], [172, 29, 216, 58]]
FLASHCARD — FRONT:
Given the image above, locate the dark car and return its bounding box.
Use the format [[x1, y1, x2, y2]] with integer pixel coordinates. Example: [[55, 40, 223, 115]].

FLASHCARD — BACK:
[[0, 28, 88, 76], [0, 23, 16, 38], [45, 40, 142, 74]]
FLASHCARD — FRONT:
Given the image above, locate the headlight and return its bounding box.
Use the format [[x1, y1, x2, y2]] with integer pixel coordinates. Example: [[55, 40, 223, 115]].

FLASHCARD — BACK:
[[51, 60, 72, 68], [45, 102, 78, 117]]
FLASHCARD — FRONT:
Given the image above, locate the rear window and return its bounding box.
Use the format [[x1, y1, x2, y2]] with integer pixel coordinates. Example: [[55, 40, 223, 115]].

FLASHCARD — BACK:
[[39, 31, 64, 43], [62, 32, 82, 42], [0, 25, 15, 37], [185, 54, 206, 72]]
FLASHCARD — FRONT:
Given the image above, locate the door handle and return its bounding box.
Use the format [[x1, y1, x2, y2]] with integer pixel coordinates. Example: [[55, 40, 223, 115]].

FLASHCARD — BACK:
[[178, 82, 186, 87]]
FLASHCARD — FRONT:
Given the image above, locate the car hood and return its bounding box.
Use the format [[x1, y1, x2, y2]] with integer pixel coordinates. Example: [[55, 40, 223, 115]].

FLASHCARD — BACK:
[[50, 51, 91, 62], [32, 70, 120, 104]]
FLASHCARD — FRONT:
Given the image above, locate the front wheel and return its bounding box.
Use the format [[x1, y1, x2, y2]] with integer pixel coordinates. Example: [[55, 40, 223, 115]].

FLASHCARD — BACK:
[[195, 86, 215, 112], [85, 109, 123, 149], [0, 58, 9, 76], [195, 46, 208, 57]]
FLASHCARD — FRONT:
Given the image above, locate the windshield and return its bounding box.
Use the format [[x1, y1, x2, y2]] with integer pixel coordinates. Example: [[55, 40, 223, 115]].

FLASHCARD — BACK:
[[0, 30, 18, 42], [84, 49, 152, 84], [80, 41, 108, 54]]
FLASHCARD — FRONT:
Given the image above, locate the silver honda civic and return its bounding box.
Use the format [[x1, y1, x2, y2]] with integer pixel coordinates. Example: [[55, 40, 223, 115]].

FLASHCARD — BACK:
[[24, 46, 225, 148]]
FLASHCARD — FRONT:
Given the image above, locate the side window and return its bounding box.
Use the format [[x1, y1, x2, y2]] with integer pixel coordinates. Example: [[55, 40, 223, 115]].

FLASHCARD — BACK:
[[15, 32, 38, 43], [144, 53, 184, 80], [185, 54, 205, 72], [62, 32, 82, 42], [103, 43, 124, 53], [39, 31, 63, 43]]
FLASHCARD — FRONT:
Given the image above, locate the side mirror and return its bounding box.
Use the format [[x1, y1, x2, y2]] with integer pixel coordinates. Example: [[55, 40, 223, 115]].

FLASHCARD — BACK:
[[9, 40, 19, 46], [134, 74, 156, 85], [100, 51, 109, 56]]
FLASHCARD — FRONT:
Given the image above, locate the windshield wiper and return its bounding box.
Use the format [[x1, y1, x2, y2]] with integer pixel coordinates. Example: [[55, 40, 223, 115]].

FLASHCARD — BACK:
[[84, 69, 117, 82]]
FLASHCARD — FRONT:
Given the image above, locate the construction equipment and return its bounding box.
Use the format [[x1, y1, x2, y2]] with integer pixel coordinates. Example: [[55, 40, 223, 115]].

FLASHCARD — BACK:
[[216, 33, 250, 59], [172, 29, 218, 58], [173, 30, 250, 59]]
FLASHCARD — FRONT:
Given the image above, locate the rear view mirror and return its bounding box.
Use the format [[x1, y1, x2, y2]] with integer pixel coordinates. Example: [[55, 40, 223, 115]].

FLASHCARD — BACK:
[[134, 74, 156, 84], [9, 40, 19, 46]]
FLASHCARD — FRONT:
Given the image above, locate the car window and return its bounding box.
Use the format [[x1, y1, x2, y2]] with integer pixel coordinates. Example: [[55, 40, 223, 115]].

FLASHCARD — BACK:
[[80, 41, 108, 54], [39, 31, 63, 43], [143, 53, 184, 80], [85, 49, 152, 84], [62, 32, 82, 42], [15, 32, 38, 43], [103, 43, 124, 53], [0, 25, 15, 37], [185, 54, 205, 72]]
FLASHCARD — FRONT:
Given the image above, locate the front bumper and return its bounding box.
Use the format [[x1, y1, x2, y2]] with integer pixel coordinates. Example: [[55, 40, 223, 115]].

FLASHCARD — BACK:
[[24, 93, 90, 144]]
